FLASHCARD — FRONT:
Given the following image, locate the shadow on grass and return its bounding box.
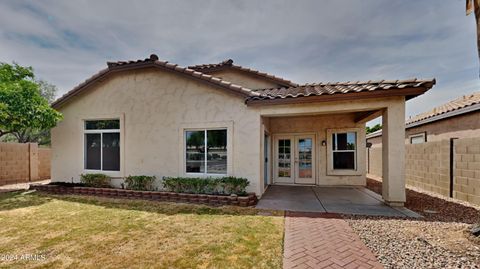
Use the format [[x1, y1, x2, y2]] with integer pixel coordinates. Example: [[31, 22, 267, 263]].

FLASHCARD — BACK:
[[0, 191, 284, 218], [0, 191, 53, 211]]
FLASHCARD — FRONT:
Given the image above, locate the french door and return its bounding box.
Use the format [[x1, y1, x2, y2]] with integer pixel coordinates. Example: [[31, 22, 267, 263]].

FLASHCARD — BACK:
[[274, 135, 315, 184]]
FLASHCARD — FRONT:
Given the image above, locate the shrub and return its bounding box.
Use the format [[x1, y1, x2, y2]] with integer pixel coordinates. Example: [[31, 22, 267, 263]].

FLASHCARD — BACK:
[[162, 176, 249, 195], [80, 173, 111, 188], [124, 175, 156, 191], [220, 177, 249, 196]]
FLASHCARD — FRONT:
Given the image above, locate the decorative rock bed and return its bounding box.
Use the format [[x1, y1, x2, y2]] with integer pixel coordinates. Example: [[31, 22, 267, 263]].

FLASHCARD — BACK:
[[30, 184, 258, 207]]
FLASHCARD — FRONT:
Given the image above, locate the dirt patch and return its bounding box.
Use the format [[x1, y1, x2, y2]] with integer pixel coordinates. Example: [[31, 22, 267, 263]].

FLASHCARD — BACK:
[[366, 178, 480, 224]]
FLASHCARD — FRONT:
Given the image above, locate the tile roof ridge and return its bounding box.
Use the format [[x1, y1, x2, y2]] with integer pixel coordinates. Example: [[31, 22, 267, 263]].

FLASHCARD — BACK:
[[406, 90, 480, 124], [188, 59, 298, 87], [187, 59, 233, 70], [52, 54, 259, 108]]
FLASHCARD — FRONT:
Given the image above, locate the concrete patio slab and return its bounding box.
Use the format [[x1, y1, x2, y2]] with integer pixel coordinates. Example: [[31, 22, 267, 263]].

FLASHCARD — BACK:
[[256, 185, 326, 213], [257, 185, 422, 218]]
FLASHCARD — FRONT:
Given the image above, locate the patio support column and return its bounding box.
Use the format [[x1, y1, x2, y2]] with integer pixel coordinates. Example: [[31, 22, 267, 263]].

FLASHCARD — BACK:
[[382, 99, 406, 206]]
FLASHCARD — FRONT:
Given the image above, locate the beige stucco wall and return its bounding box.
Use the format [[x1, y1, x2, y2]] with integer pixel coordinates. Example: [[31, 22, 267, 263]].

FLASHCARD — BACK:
[[51, 68, 263, 194], [268, 114, 366, 185], [208, 69, 281, 90]]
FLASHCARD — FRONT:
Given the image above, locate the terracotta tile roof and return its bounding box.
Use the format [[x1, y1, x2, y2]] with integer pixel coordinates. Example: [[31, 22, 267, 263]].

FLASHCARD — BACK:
[[188, 59, 234, 71], [406, 91, 480, 125], [246, 78, 436, 104], [188, 59, 299, 87], [52, 54, 259, 108], [51, 54, 435, 109]]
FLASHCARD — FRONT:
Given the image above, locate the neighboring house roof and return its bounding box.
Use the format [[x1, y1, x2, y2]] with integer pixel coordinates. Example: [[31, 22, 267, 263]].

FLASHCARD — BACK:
[[52, 54, 436, 109], [245, 79, 436, 105], [366, 129, 383, 139], [406, 91, 480, 126], [366, 91, 480, 139], [188, 59, 299, 88], [52, 54, 259, 109]]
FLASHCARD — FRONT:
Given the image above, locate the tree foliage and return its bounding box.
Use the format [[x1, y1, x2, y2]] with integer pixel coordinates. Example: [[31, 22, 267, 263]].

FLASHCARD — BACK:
[[366, 123, 382, 134], [0, 62, 62, 143]]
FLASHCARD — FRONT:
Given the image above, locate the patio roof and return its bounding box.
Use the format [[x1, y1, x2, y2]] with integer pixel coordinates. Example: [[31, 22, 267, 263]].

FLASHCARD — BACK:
[[245, 78, 436, 105]]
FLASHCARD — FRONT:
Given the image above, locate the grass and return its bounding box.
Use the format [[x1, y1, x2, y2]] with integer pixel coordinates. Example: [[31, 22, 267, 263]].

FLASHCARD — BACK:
[[0, 191, 284, 269]]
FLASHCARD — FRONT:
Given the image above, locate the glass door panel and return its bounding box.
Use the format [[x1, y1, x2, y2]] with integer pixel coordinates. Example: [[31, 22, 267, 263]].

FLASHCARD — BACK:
[[295, 135, 315, 184], [297, 138, 313, 178], [275, 137, 294, 183], [278, 139, 291, 177]]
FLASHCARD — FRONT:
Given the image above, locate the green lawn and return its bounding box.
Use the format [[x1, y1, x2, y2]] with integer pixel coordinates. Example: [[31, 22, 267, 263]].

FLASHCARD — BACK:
[[0, 191, 284, 269]]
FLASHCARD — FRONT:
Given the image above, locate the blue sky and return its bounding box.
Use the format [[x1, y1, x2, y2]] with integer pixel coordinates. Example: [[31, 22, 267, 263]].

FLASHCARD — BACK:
[[0, 0, 478, 125]]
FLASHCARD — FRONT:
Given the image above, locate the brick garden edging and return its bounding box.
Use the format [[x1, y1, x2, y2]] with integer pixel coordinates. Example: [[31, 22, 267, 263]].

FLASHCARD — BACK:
[[29, 184, 258, 207]]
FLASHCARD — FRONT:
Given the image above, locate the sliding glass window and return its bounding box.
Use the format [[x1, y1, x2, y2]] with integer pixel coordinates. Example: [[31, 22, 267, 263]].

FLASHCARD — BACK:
[[185, 129, 227, 175], [84, 119, 120, 171]]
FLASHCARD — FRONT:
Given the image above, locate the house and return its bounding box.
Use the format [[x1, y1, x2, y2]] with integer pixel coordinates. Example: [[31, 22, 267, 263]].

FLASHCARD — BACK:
[[50, 54, 435, 206], [366, 91, 480, 146]]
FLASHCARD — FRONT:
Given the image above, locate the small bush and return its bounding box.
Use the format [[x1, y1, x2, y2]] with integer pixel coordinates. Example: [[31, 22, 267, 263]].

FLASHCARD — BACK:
[[124, 175, 156, 191], [162, 176, 249, 195], [220, 176, 249, 196], [80, 173, 111, 188]]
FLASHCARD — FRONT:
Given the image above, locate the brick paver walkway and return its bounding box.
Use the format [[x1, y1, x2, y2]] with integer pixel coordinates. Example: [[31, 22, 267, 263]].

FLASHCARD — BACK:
[[283, 212, 383, 269]]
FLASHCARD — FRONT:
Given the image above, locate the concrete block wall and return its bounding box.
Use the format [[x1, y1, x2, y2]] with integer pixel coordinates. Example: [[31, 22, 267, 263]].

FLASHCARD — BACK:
[[0, 142, 29, 185], [454, 137, 480, 205], [38, 148, 51, 180], [367, 147, 382, 178], [405, 141, 450, 196], [367, 137, 480, 206], [0, 142, 51, 186]]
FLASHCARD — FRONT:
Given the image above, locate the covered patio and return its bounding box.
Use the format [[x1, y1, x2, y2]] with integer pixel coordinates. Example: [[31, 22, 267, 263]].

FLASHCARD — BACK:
[[258, 93, 430, 206], [256, 185, 421, 217]]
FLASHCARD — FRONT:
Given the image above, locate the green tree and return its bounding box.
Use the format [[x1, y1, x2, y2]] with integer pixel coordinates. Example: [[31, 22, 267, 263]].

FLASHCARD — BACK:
[[366, 123, 382, 134], [0, 62, 62, 144]]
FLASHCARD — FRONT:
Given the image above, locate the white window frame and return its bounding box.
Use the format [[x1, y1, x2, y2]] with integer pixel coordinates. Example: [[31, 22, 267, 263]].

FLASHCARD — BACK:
[[326, 128, 364, 176], [83, 119, 121, 172], [409, 132, 426, 144], [332, 132, 357, 170], [179, 121, 233, 177]]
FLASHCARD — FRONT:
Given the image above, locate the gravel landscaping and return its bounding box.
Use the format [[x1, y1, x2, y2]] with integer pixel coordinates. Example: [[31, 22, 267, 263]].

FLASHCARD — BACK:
[[345, 178, 480, 269], [346, 217, 479, 268]]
